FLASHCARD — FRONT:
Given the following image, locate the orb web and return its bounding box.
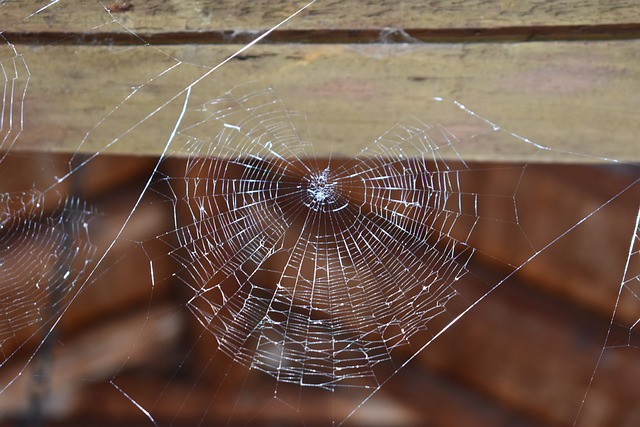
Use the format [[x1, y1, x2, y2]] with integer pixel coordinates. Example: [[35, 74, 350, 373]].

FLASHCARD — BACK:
[[0, 1, 639, 426], [163, 85, 525, 391], [0, 191, 95, 362]]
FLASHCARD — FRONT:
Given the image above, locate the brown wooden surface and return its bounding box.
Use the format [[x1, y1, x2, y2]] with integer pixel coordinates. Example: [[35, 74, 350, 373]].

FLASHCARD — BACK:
[[1, 1, 639, 426], [3, 0, 640, 37], [0, 306, 182, 419], [1, 1, 639, 162], [418, 272, 640, 427], [469, 164, 640, 326], [0, 156, 637, 426], [9, 41, 640, 162]]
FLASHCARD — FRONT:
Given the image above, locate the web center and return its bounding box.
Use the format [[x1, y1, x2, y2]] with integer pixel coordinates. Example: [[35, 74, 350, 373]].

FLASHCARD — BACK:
[[306, 168, 337, 208]]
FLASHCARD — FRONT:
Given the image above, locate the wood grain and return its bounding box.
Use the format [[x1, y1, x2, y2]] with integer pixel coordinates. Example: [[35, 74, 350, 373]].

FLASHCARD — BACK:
[[1, 2, 639, 426], [3, 0, 640, 37], [0, 306, 183, 419], [418, 273, 640, 427], [9, 40, 640, 162]]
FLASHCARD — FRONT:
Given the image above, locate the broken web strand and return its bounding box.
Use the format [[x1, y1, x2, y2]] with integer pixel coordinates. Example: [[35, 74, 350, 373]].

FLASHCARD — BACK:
[[575, 205, 640, 426], [17, 0, 61, 20], [0, 36, 191, 416], [0, 8, 154, 388], [0, 2, 215, 390], [0, 2, 185, 413], [0, 6, 106, 403]]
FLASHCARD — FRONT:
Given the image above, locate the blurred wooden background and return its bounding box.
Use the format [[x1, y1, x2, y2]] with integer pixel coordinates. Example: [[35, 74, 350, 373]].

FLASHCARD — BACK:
[[1, 1, 639, 426]]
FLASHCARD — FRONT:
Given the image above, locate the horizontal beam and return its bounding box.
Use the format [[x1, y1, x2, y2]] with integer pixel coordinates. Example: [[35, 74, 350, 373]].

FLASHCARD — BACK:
[[7, 24, 640, 45], [4, 0, 640, 35], [8, 40, 640, 162]]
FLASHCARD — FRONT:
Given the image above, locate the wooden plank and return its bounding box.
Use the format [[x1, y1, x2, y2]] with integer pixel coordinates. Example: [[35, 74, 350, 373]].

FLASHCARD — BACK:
[[380, 366, 547, 427], [417, 273, 640, 427], [9, 40, 640, 162], [64, 368, 547, 426], [3, 0, 640, 38], [65, 374, 423, 426], [0, 305, 183, 420], [0, 153, 157, 199], [467, 164, 640, 326], [0, 154, 168, 359]]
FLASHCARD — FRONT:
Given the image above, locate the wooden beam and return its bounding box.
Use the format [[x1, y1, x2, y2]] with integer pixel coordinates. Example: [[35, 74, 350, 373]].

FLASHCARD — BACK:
[[9, 41, 640, 162], [0, 306, 183, 419], [417, 274, 640, 427], [4, 1, 640, 39]]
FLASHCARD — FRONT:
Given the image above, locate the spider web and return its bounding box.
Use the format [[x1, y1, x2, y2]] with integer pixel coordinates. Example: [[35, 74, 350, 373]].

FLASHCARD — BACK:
[[0, 33, 28, 159], [162, 85, 497, 390], [576, 205, 640, 425], [145, 83, 538, 424], [0, 1, 639, 426], [0, 27, 97, 389], [613, 209, 640, 351], [0, 191, 95, 357]]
